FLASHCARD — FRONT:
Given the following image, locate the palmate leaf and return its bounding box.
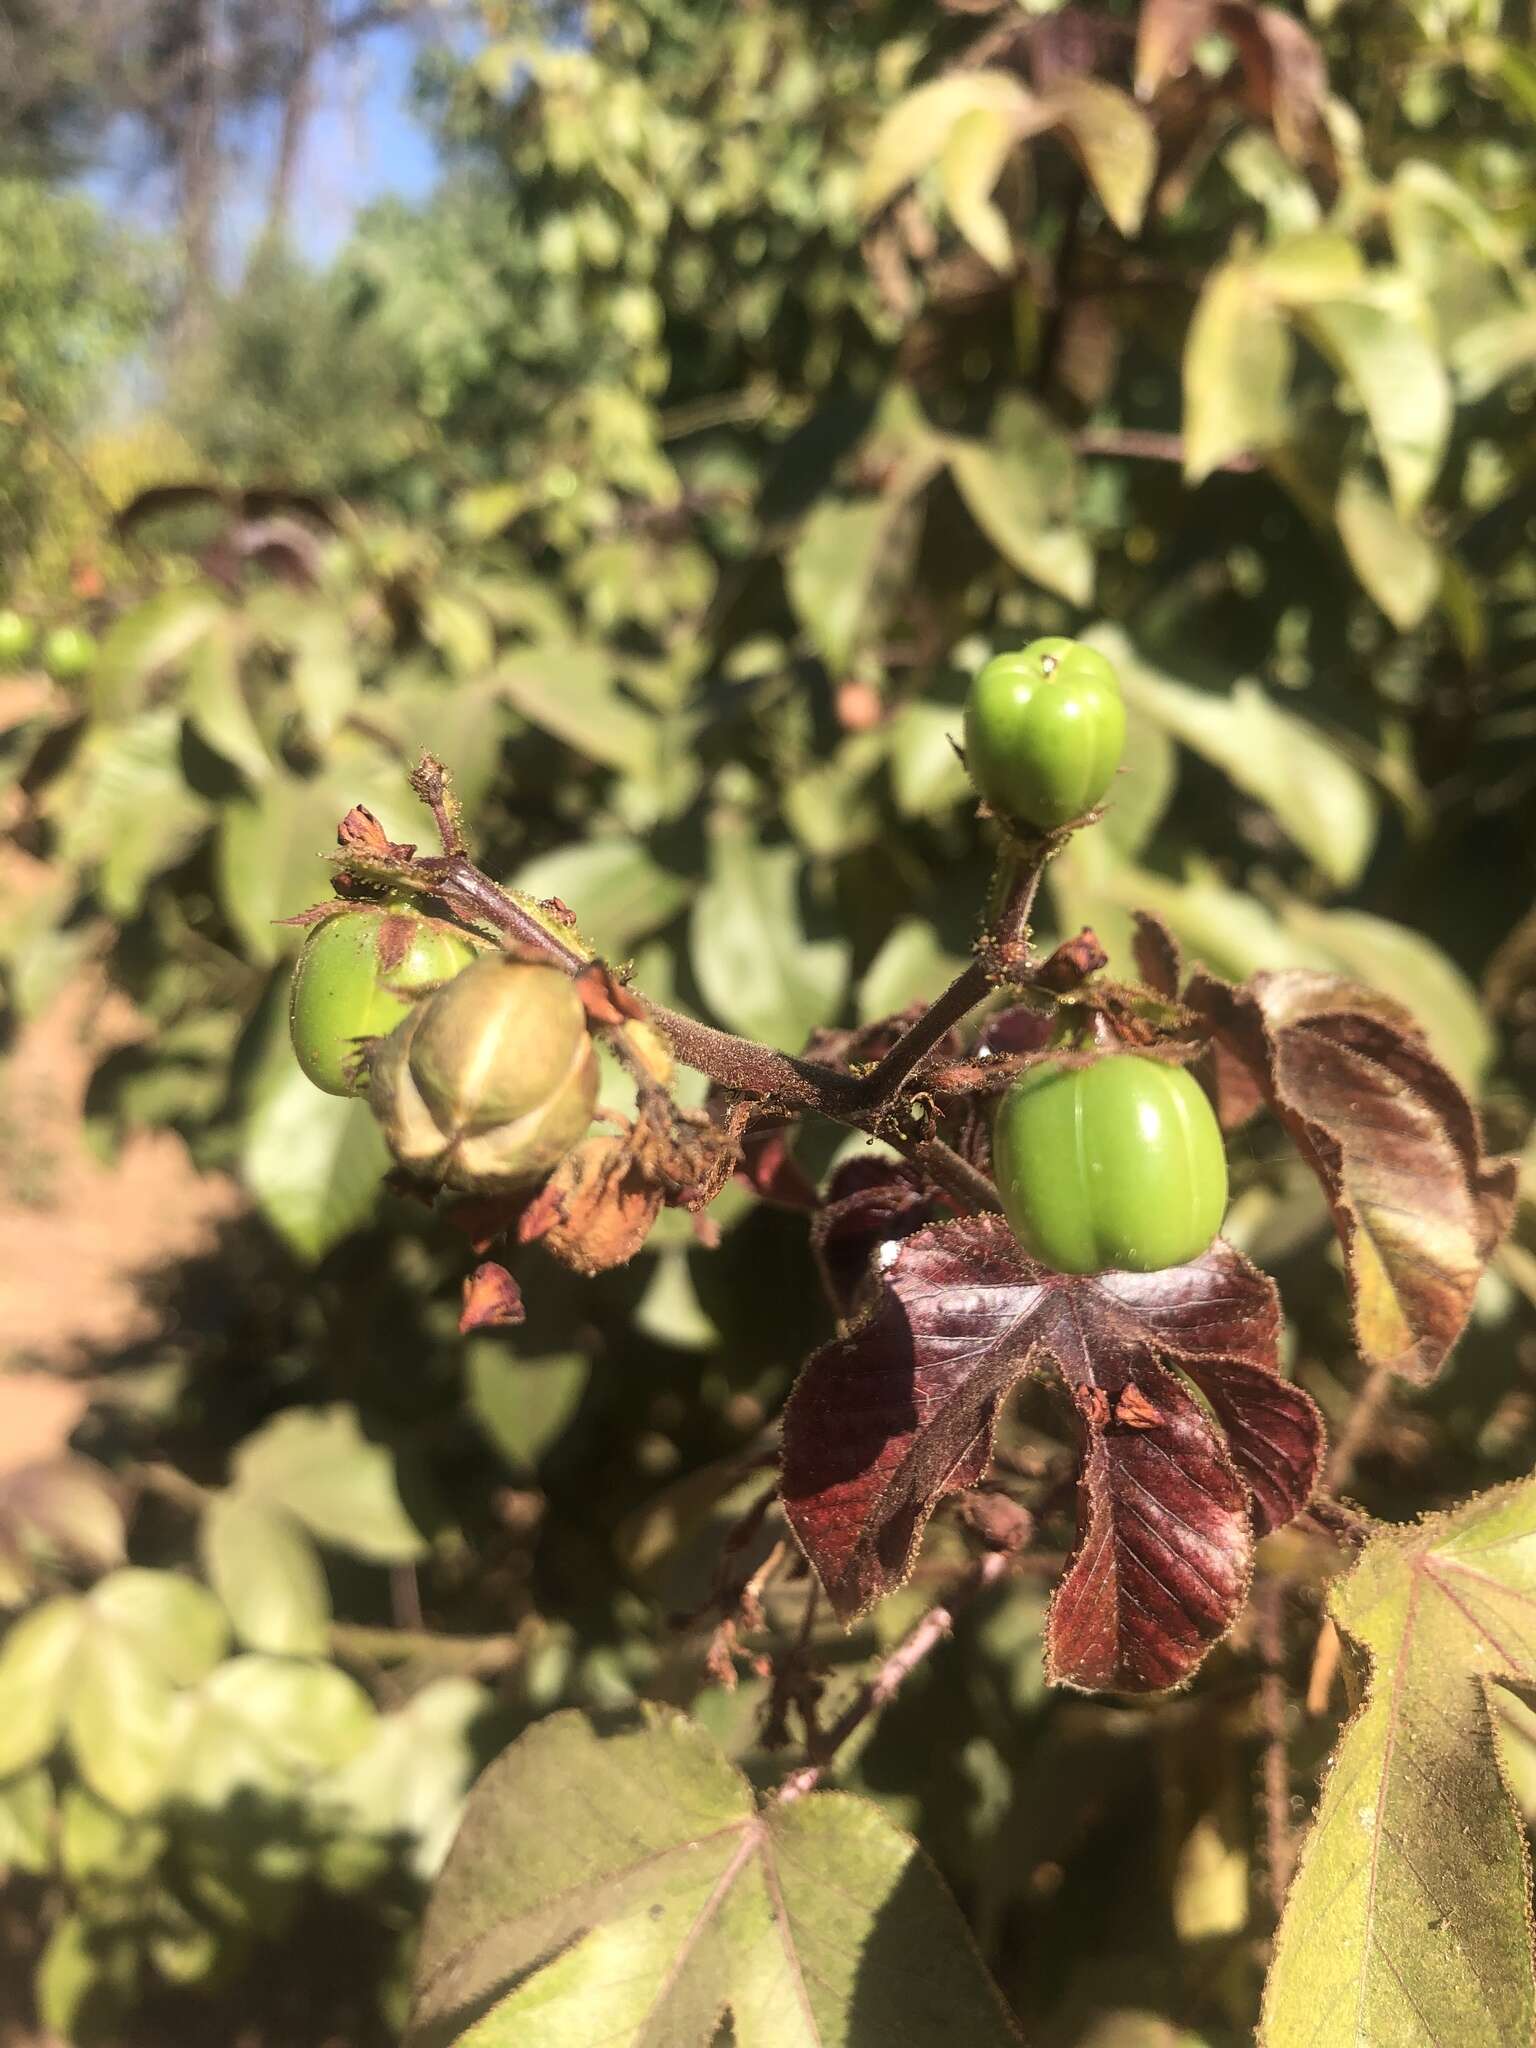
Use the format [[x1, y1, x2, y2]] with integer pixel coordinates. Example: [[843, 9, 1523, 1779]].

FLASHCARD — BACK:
[[1263, 1476, 1536, 2047], [1188, 968, 1517, 1380], [408, 1707, 1021, 2048], [781, 1217, 1322, 1691]]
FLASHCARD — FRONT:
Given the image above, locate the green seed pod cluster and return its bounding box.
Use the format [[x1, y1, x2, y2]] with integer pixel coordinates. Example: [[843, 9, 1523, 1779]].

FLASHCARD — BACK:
[[290, 906, 482, 1098], [992, 1053, 1228, 1275], [369, 955, 599, 1191], [963, 637, 1126, 832]]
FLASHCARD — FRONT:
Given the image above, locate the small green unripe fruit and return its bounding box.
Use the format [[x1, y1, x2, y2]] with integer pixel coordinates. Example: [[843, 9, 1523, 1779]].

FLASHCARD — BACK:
[[289, 908, 480, 1098], [963, 637, 1126, 832], [369, 955, 599, 1191], [0, 609, 35, 666], [42, 625, 97, 681], [993, 1053, 1228, 1275]]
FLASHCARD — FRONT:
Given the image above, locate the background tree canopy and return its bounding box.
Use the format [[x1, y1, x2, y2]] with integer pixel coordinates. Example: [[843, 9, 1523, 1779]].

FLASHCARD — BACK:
[[3, 0, 1536, 2043]]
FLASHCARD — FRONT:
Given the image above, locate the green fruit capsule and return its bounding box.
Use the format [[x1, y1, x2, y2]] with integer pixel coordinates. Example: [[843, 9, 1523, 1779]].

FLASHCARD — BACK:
[[42, 626, 97, 681], [992, 1053, 1228, 1275], [289, 908, 480, 1098], [0, 609, 36, 666], [963, 637, 1126, 832], [369, 956, 599, 1191]]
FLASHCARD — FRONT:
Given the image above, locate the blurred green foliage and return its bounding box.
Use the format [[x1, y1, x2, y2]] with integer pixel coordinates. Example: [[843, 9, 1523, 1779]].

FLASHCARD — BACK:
[[0, 178, 161, 582], [4, 0, 1536, 2041]]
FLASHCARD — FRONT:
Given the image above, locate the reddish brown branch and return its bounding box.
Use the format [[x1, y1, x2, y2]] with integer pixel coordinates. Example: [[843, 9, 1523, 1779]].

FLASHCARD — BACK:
[[1255, 1576, 1295, 1917], [776, 1548, 1013, 1802], [1323, 1366, 1394, 1495]]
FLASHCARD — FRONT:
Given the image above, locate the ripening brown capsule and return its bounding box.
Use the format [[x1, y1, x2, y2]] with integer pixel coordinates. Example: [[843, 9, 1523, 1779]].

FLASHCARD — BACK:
[[368, 955, 598, 1191]]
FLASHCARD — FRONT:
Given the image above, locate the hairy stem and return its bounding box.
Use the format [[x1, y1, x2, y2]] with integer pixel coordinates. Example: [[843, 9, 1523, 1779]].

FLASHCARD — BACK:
[[361, 766, 1073, 1222], [329, 1622, 526, 1677], [776, 1548, 1012, 1802], [1255, 1576, 1296, 1917], [1324, 1366, 1394, 1494], [848, 960, 993, 1105], [903, 1134, 1005, 1213]]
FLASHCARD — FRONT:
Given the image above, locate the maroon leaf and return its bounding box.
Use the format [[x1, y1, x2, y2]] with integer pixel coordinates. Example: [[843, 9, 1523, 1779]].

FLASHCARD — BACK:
[[737, 1127, 820, 1211], [1187, 970, 1518, 1381], [975, 1004, 1057, 1061], [781, 1219, 1319, 1692], [1034, 927, 1110, 995], [459, 1262, 526, 1333], [1136, 0, 1334, 171], [811, 1158, 940, 1319], [1132, 910, 1182, 1001]]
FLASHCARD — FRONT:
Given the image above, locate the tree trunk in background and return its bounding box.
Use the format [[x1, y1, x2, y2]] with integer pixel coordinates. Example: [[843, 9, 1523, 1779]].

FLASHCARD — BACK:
[[175, 0, 221, 353], [265, 0, 324, 247]]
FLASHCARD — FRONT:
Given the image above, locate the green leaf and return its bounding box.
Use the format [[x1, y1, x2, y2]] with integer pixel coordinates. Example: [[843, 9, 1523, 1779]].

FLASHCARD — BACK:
[[939, 106, 1015, 271], [184, 620, 271, 784], [0, 1596, 80, 1777], [1334, 465, 1442, 631], [859, 72, 1031, 217], [201, 1492, 332, 1657], [36, 1912, 139, 2042], [90, 583, 226, 721], [497, 646, 659, 776], [1183, 260, 1294, 484], [467, 1348, 590, 1474], [320, 1676, 490, 1886], [783, 735, 888, 857], [87, 1566, 229, 1683], [0, 1766, 54, 1878], [423, 586, 496, 679], [1262, 1476, 1536, 2048], [293, 620, 361, 747], [241, 1056, 391, 1262], [786, 492, 926, 674], [1297, 278, 1451, 517], [886, 702, 970, 818], [1051, 837, 1321, 988], [177, 1655, 377, 1808], [1089, 627, 1376, 887], [1099, 701, 1177, 858], [50, 707, 211, 919], [1036, 78, 1155, 239], [511, 838, 688, 956], [690, 819, 848, 1050], [59, 1785, 166, 1885], [407, 1707, 1022, 2048], [1387, 161, 1519, 355], [60, 1572, 229, 1810], [859, 71, 1151, 240], [945, 396, 1093, 605], [66, 1639, 182, 1814], [1274, 897, 1494, 1089], [0, 1571, 225, 1808], [231, 1405, 428, 1563]]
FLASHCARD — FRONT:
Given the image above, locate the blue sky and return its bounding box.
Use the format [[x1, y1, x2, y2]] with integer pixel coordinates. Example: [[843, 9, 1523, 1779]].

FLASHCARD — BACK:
[[91, 22, 446, 271], [266, 26, 443, 262]]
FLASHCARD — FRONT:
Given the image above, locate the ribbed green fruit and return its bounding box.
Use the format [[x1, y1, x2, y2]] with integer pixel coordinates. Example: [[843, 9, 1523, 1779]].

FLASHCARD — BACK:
[[963, 637, 1126, 831], [289, 907, 480, 1098], [369, 956, 598, 1191], [993, 1054, 1228, 1274]]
